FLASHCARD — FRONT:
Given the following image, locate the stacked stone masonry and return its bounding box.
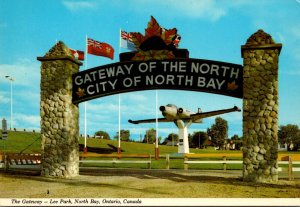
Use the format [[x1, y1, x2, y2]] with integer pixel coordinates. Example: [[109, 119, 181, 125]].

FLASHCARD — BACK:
[[38, 42, 81, 177], [242, 30, 282, 182], [37, 31, 282, 183]]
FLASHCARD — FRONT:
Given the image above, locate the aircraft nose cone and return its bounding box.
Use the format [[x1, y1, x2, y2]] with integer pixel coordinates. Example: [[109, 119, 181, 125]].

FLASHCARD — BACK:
[[234, 106, 241, 111], [159, 106, 165, 112]]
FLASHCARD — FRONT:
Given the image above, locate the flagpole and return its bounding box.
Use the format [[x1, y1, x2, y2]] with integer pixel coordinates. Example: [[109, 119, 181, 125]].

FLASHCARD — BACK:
[[118, 94, 121, 154], [84, 34, 88, 154], [155, 89, 159, 160], [117, 28, 122, 154]]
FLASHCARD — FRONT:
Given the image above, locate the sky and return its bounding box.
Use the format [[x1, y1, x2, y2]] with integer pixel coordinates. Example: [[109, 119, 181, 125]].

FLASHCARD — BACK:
[[0, 0, 300, 141]]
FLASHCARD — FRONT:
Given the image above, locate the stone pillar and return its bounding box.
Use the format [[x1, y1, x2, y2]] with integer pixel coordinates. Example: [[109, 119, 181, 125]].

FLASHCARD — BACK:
[[37, 41, 82, 177], [242, 30, 282, 182]]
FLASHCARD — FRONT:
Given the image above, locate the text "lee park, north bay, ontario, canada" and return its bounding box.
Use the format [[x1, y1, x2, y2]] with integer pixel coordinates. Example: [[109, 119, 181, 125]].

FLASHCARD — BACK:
[[72, 59, 243, 104]]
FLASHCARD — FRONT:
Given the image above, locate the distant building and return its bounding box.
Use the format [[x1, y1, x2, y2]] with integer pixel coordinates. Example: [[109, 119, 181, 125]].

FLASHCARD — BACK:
[[278, 143, 287, 151]]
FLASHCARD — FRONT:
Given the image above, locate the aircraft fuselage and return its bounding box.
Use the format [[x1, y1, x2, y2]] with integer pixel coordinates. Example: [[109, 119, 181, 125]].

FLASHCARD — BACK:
[[128, 104, 241, 154], [159, 104, 201, 123]]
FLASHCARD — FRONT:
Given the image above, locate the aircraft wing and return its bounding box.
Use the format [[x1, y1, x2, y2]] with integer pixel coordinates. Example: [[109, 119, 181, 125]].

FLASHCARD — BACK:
[[190, 106, 241, 122], [128, 118, 170, 124]]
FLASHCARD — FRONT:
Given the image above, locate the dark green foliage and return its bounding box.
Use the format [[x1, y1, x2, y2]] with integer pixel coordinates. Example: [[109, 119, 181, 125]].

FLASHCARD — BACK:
[[207, 117, 228, 149], [94, 130, 110, 140], [191, 131, 209, 148], [163, 133, 179, 144], [143, 128, 156, 144], [114, 129, 130, 142], [230, 134, 242, 150], [278, 124, 300, 150]]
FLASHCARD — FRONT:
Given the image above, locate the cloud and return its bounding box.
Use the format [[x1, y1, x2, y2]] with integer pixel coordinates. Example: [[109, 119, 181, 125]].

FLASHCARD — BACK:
[[167, 0, 226, 21], [290, 25, 300, 39], [280, 69, 300, 76], [0, 59, 41, 131], [62, 1, 97, 12], [16, 91, 40, 107], [85, 102, 119, 114], [124, 93, 148, 102], [0, 59, 40, 87], [275, 32, 285, 43], [220, 111, 242, 122], [13, 113, 40, 130], [80, 96, 157, 135], [0, 93, 10, 104], [131, 0, 226, 21], [287, 25, 300, 63], [79, 90, 243, 139]]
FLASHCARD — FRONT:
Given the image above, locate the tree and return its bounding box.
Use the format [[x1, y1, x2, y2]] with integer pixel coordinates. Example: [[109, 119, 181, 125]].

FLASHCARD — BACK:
[[278, 124, 300, 150], [163, 133, 179, 145], [207, 117, 228, 149], [94, 130, 110, 140], [114, 129, 130, 142], [230, 134, 239, 141], [158, 136, 162, 144], [191, 131, 208, 148], [230, 134, 242, 150], [143, 128, 156, 144]]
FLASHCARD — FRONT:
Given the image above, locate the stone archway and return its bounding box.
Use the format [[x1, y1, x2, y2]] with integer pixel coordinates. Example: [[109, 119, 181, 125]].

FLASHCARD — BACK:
[[242, 30, 282, 182], [37, 42, 81, 177], [37, 30, 282, 183]]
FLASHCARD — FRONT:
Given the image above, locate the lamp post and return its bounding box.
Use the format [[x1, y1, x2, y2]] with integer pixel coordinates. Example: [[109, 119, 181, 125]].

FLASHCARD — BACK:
[[5, 76, 14, 130]]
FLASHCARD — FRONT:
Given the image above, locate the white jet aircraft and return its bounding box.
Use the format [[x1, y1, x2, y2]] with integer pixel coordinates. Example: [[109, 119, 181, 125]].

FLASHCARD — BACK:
[[129, 104, 241, 154]]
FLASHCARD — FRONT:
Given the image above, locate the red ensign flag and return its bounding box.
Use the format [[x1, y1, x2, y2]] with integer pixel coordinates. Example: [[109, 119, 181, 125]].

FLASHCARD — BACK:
[[87, 38, 114, 60], [70, 49, 84, 60]]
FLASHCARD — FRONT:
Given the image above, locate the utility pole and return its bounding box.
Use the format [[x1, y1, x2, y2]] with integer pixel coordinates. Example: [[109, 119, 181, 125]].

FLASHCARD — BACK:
[[5, 76, 14, 130]]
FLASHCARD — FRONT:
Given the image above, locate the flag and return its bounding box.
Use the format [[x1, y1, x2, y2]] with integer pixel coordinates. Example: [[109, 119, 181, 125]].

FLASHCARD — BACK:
[[87, 38, 114, 60], [120, 30, 136, 51], [70, 49, 84, 60]]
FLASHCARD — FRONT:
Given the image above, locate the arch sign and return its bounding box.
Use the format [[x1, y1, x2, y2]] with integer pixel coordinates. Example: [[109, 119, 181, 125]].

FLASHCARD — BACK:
[[72, 17, 243, 104], [72, 59, 242, 104], [39, 15, 281, 182]]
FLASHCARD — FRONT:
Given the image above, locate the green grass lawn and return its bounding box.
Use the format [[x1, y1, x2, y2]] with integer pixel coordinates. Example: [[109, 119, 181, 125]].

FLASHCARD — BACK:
[[0, 130, 240, 169], [80, 136, 243, 155], [0, 130, 241, 155], [79, 137, 243, 169], [0, 130, 41, 153], [1, 130, 299, 170]]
